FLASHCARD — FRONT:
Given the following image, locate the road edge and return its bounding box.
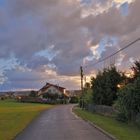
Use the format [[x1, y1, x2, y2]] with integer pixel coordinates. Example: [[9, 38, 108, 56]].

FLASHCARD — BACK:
[[72, 106, 118, 140], [12, 106, 54, 140]]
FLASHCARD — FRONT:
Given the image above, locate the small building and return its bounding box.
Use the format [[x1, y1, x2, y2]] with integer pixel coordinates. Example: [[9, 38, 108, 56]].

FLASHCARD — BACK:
[[38, 83, 69, 98]]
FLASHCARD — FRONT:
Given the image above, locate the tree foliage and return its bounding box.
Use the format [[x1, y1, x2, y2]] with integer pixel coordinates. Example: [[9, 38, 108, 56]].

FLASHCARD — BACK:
[[131, 60, 140, 80], [70, 96, 79, 103], [79, 82, 92, 108], [91, 66, 123, 106], [43, 92, 59, 100], [83, 82, 93, 105], [116, 77, 140, 122]]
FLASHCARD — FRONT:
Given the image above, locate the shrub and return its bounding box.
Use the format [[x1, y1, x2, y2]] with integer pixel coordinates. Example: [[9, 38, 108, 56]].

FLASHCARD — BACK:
[[115, 77, 140, 123], [70, 96, 79, 103], [43, 92, 59, 100], [42, 92, 69, 104], [0, 97, 5, 100]]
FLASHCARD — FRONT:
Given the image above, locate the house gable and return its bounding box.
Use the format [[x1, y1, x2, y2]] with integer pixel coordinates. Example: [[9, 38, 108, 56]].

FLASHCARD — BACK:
[[42, 86, 63, 95], [38, 83, 68, 97]]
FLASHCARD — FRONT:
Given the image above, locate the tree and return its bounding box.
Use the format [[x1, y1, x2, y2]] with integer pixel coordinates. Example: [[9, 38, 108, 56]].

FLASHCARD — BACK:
[[79, 82, 92, 108], [91, 66, 123, 106], [116, 77, 140, 122], [83, 82, 93, 107], [70, 96, 79, 103], [43, 92, 59, 100], [131, 60, 140, 80]]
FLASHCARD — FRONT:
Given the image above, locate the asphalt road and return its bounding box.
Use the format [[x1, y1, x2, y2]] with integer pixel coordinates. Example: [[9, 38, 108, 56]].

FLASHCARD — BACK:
[[14, 105, 111, 140]]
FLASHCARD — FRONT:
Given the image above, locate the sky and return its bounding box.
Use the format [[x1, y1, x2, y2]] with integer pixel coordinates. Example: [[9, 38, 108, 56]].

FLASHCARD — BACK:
[[0, 0, 140, 91]]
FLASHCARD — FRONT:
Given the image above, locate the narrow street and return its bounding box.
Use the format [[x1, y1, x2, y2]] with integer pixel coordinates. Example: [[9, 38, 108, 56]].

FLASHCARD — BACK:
[[14, 105, 111, 140]]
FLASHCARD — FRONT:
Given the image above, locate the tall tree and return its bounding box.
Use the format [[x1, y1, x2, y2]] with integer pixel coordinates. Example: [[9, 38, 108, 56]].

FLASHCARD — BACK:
[[131, 60, 140, 79], [83, 82, 93, 106], [116, 77, 140, 122], [91, 66, 123, 106]]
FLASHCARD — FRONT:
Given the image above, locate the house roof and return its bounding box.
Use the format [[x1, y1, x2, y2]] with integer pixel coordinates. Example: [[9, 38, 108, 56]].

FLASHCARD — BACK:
[[39, 83, 66, 93]]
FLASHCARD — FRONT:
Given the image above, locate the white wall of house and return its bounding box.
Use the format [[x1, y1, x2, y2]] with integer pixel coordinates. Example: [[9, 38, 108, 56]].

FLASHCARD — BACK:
[[43, 86, 63, 95], [64, 89, 66, 94]]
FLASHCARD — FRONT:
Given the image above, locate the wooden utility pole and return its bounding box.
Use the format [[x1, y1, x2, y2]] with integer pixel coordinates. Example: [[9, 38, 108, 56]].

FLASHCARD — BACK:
[[80, 66, 84, 108], [80, 66, 84, 94]]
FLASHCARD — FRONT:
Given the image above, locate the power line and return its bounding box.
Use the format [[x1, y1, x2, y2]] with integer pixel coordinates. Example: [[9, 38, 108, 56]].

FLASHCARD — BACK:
[[84, 38, 140, 68]]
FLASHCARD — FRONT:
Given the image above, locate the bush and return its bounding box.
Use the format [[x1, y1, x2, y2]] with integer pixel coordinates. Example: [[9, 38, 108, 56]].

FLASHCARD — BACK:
[[136, 113, 140, 127], [42, 92, 69, 104], [115, 77, 140, 123], [0, 97, 5, 100], [43, 92, 59, 100], [70, 96, 79, 103]]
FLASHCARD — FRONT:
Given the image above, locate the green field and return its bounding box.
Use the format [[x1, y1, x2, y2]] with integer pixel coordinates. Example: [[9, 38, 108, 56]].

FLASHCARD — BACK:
[[74, 107, 140, 140], [0, 100, 52, 140]]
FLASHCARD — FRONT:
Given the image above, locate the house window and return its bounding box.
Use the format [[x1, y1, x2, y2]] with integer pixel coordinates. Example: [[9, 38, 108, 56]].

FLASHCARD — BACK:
[[48, 89, 51, 93]]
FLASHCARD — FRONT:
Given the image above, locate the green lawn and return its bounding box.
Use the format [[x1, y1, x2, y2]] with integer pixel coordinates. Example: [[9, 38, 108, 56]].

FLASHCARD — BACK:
[[0, 99, 52, 140], [74, 107, 140, 140]]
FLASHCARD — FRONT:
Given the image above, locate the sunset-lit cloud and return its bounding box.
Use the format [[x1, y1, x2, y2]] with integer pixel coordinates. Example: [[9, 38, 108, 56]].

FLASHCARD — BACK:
[[0, 0, 139, 91], [114, 0, 134, 3]]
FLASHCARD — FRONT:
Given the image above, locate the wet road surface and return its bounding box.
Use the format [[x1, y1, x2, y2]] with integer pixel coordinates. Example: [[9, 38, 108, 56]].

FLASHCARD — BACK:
[[14, 104, 111, 140]]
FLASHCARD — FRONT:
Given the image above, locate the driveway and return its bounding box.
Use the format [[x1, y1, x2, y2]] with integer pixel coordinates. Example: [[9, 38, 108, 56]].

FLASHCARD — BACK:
[[14, 104, 111, 140]]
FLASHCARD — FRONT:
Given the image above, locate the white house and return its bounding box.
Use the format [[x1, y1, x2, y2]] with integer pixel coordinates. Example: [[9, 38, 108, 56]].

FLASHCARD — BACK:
[[38, 83, 68, 98]]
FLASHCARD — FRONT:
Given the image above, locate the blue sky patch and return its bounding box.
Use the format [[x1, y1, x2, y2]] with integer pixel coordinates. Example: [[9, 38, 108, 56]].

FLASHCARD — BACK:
[[0, 0, 6, 7], [120, 2, 129, 16], [35, 46, 59, 61]]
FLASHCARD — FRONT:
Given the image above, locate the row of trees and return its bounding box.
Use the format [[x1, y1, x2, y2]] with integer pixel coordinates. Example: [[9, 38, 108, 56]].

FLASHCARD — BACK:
[[82, 61, 140, 124]]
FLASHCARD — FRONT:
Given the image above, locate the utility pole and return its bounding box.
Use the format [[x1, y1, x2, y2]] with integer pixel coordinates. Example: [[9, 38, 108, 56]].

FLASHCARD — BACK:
[[80, 66, 84, 108], [80, 66, 84, 93]]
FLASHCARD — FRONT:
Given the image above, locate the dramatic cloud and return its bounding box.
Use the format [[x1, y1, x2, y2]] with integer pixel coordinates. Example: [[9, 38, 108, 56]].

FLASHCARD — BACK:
[[0, 0, 140, 90]]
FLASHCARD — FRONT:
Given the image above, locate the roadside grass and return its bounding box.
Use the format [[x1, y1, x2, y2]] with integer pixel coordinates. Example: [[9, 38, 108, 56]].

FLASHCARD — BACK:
[[0, 99, 52, 140], [74, 107, 140, 140]]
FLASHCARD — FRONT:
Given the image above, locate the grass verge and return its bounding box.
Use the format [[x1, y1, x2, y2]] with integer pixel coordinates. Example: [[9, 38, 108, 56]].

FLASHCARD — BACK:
[[73, 107, 140, 140], [0, 99, 52, 140]]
